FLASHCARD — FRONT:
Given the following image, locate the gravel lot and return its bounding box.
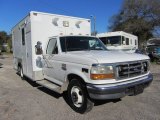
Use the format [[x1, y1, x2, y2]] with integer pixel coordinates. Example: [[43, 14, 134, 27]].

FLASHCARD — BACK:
[[0, 54, 160, 120]]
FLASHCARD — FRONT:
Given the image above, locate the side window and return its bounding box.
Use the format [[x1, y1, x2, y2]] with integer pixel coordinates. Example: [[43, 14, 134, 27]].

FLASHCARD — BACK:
[[99, 37, 107, 45], [46, 38, 58, 55], [52, 43, 58, 54], [126, 38, 129, 45], [135, 40, 137, 45], [122, 36, 125, 45], [21, 28, 25, 45]]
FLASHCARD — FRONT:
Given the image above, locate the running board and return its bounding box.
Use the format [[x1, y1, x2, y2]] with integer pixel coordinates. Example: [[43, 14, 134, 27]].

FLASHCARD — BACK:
[[36, 79, 62, 94]]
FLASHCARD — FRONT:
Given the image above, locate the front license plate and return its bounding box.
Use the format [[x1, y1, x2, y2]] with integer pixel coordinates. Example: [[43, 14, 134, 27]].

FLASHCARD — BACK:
[[134, 84, 144, 95]]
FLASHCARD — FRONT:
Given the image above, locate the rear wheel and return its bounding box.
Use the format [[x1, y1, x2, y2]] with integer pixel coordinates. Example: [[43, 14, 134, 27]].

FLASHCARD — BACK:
[[18, 65, 24, 79], [67, 79, 94, 114]]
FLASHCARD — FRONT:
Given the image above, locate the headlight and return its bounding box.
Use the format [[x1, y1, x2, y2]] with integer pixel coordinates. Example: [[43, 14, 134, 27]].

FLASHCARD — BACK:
[[90, 64, 114, 80], [142, 60, 150, 72]]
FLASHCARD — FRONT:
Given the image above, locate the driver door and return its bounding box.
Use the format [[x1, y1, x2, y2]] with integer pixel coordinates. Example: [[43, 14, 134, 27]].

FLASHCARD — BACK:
[[43, 38, 59, 83]]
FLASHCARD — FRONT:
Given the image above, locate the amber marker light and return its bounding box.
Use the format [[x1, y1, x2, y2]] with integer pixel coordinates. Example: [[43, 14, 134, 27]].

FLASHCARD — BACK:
[[90, 73, 114, 80], [90, 64, 114, 80]]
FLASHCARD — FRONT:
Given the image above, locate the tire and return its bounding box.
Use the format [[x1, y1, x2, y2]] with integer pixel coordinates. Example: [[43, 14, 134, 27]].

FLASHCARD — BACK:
[[18, 65, 24, 80], [67, 79, 94, 114]]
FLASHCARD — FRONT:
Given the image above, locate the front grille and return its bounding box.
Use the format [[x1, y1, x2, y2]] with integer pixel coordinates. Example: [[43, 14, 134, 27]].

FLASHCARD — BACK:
[[116, 61, 148, 79]]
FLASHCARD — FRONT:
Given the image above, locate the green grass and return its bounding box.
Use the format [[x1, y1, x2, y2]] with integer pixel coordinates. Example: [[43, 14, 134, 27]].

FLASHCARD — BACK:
[[1, 52, 13, 55]]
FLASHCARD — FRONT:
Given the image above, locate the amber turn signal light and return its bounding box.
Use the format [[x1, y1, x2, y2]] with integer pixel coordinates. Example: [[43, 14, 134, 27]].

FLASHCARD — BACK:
[[90, 73, 114, 80]]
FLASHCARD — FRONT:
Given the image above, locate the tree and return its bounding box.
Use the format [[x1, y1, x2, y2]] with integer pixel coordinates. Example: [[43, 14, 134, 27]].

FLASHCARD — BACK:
[[109, 0, 160, 47], [0, 31, 8, 45], [7, 34, 12, 52], [0, 31, 12, 52]]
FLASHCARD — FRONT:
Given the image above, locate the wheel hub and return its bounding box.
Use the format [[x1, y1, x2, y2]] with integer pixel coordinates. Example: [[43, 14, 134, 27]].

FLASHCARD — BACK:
[[71, 86, 83, 108], [72, 92, 78, 103]]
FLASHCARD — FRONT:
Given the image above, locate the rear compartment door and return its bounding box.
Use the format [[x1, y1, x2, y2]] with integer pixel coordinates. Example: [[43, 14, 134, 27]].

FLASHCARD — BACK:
[[25, 24, 32, 78], [21, 22, 32, 78], [21, 27, 28, 75]]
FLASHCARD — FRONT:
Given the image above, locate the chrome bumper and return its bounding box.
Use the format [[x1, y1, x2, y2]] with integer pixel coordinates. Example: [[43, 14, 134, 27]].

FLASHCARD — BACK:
[[87, 74, 153, 100]]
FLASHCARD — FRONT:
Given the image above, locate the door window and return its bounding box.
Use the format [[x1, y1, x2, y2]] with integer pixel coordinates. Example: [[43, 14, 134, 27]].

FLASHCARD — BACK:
[[46, 38, 58, 54]]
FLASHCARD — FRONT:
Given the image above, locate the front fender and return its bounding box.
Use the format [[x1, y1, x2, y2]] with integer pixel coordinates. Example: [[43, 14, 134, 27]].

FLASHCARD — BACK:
[[61, 68, 90, 92]]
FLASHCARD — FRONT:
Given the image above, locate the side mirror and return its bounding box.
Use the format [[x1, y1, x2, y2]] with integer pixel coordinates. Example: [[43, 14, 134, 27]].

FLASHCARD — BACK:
[[35, 41, 43, 55]]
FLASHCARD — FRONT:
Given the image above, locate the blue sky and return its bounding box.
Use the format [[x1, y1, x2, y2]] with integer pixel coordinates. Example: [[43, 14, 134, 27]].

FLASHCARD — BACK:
[[0, 0, 123, 34]]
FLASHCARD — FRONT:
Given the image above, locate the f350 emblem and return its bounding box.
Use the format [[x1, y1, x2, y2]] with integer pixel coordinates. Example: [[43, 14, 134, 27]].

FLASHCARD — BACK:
[[62, 64, 67, 71]]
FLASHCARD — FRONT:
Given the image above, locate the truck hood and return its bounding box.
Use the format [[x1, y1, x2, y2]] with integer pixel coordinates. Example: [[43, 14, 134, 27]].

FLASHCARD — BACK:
[[66, 50, 149, 64]]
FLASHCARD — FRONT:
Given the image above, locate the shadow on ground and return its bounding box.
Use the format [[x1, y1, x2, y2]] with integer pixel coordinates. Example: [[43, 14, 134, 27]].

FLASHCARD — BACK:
[[93, 99, 121, 106], [21, 76, 62, 99], [0, 63, 3, 68], [17, 74, 122, 109], [62, 90, 122, 108], [0, 55, 9, 59]]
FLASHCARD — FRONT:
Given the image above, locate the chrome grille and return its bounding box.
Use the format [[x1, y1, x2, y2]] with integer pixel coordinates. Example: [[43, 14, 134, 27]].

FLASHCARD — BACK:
[[116, 61, 148, 79]]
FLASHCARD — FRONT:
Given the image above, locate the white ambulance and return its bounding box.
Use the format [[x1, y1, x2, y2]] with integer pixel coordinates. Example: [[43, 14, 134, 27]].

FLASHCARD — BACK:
[[12, 11, 152, 113]]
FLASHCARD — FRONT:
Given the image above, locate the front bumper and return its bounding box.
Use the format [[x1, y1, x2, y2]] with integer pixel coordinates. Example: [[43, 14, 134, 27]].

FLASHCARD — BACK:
[[87, 73, 153, 100]]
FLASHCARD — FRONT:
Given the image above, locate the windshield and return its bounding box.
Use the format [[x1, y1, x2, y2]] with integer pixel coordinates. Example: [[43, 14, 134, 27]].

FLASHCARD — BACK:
[[60, 36, 107, 52], [100, 36, 121, 46]]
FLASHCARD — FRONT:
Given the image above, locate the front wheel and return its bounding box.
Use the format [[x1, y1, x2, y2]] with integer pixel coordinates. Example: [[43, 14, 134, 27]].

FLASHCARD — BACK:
[[67, 79, 94, 114]]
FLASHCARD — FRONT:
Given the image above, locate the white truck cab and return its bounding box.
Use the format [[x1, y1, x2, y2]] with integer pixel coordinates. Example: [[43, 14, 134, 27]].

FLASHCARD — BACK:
[[12, 11, 153, 114], [97, 31, 138, 53]]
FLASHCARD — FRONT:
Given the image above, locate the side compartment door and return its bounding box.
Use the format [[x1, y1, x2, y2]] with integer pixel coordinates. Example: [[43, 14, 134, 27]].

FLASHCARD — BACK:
[[21, 27, 28, 76], [25, 28, 32, 78]]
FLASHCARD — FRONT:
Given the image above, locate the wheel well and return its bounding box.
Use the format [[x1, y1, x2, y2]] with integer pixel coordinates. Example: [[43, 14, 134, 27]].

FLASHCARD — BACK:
[[18, 62, 22, 68], [67, 74, 86, 85]]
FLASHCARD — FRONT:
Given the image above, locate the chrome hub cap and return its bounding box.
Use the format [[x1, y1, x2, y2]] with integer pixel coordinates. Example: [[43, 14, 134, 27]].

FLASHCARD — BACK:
[[71, 86, 83, 107]]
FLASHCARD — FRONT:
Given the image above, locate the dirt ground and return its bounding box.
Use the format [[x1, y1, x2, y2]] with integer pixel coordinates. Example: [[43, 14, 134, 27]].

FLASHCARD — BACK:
[[0, 54, 160, 120]]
